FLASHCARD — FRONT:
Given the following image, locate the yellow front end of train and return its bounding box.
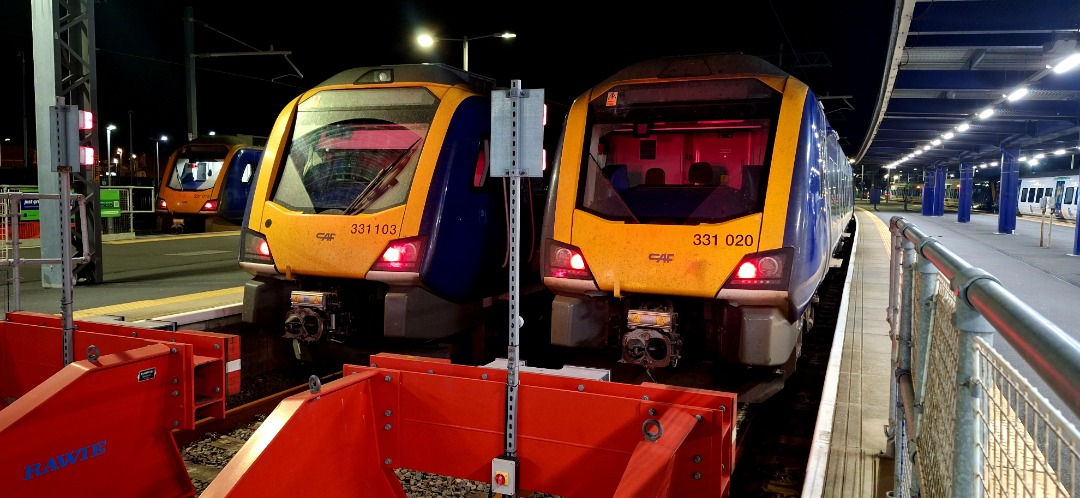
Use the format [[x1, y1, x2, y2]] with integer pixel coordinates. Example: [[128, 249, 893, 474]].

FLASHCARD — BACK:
[[240, 65, 504, 347], [542, 55, 852, 394]]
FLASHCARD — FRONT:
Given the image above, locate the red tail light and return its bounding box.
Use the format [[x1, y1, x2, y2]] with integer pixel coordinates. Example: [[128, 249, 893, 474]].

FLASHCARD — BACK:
[[727, 248, 791, 289], [201, 200, 219, 212], [239, 228, 273, 265], [544, 240, 593, 280], [157, 198, 167, 210], [371, 236, 427, 272], [257, 239, 271, 257]]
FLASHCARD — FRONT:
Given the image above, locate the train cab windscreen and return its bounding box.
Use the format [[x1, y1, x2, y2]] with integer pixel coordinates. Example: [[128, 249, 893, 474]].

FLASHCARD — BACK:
[[271, 88, 435, 215], [168, 144, 230, 191], [577, 79, 780, 225]]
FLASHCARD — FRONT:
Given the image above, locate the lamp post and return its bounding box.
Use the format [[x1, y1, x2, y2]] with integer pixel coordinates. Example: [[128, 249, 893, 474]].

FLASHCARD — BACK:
[[155, 135, 168, 188], [416, 31, 516, 72], [105, 124, 117, 185]]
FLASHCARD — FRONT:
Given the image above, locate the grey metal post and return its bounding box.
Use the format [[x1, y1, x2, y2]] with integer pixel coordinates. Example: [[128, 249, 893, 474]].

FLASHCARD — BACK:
[[913, 241, 938, 423], [887, 217, 903, 335], [9, 194, 22, 310], [59, 168, 75, 365], [890, 235, 916, 494], [950, 267, 996, 498]]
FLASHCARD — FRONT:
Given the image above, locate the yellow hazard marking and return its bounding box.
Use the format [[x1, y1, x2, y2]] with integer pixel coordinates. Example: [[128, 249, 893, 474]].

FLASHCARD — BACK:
[[72, 287, 243, 319]]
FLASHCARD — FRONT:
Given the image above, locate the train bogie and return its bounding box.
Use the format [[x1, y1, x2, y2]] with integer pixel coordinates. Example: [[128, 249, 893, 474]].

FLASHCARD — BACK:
[[542, 55, 853, 400]]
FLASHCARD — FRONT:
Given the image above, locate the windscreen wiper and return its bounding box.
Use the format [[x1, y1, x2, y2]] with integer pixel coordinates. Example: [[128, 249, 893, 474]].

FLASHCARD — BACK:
[[342, 138, 422, 215]]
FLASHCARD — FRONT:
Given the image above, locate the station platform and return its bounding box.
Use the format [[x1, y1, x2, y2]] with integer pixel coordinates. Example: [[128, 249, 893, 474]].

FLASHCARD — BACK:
[[815, 197, 1080, 497]]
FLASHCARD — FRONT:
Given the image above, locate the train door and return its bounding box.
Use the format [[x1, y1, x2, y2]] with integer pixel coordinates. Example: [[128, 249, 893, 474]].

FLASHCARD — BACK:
[[1061, 183, 1077, 220], [1052, 179, 1066, 218]]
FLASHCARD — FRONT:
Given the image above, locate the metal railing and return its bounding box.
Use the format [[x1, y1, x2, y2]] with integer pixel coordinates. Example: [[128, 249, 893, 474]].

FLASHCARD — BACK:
[[101, 185, 156, 240], [0, 184, 155, 241], [0, 191, 91, 310], [888, 216, 1080, 497]]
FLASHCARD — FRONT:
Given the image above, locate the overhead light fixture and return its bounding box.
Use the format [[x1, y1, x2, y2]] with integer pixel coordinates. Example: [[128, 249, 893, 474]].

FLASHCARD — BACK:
[[1005, 87, 1029, 101], [978, 108, 995, 119], [957, 123, 971, 132], [1055, 149, 1067, 155], [943, 132, 954, 140], [931, 139, 942, 146], [1053, 53, 1080, 74]]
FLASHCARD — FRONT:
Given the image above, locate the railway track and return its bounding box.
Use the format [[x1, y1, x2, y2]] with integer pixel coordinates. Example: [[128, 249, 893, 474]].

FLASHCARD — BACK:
[[729, 221, 854, 496]]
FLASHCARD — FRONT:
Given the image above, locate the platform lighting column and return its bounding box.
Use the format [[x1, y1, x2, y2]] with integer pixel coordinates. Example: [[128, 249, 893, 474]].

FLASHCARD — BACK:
[[155, 135, 168, 189], [105, 124, 116, 185], [416, 31, 516, 72], [128, 111, 134, 184], [19, 51, 28, 167]]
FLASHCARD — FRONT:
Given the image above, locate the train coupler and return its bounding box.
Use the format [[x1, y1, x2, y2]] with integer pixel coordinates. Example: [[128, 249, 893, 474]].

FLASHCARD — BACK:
[[282, 290, 349, 344], [621, 307, 681, 367]]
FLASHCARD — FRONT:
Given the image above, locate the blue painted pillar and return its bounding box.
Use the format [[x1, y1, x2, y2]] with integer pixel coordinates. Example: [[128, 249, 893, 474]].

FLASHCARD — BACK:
[[958, 163, 973, 223], [998, 148, 1019, 234], [1072, 169, 1080, 255], [921, 168, 935, 216], [934, 167, 946, 216]]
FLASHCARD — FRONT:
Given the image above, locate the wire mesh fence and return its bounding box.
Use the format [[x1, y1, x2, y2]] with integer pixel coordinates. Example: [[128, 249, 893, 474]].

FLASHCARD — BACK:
[[890, 217, 1080, 497]]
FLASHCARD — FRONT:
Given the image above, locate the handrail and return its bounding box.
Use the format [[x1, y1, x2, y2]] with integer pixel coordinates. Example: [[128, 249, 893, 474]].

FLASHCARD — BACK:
[[891, 215, 1080, 416]]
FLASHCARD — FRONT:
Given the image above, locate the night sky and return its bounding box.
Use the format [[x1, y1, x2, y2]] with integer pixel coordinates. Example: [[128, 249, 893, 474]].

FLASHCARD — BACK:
[[1, 0, 895, 168]]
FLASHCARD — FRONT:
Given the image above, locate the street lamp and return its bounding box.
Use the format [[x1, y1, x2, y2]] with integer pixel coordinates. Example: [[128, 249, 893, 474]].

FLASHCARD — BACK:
[[105, 124, 117, 185], [130, 153, 138, 184], [416, 31, 516, 72], [155, 135, 168, 188]]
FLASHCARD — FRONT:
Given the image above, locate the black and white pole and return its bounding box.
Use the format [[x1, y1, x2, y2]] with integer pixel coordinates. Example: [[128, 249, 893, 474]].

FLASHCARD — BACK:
[[489, 80, 544, 496]]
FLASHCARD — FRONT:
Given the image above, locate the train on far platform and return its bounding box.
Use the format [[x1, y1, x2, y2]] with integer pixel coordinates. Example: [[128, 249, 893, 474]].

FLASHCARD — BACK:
[[238, 63, 564, 359], [540, 54, 854, 402], [1018, 173, 1079, 221], [155, 134, 265, 233]]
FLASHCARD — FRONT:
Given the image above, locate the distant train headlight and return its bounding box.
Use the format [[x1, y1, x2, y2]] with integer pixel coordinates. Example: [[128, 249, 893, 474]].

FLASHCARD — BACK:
[[371, 236, 427, 272], [544, 239, 593, 280], [239, 228, 274, 265], [726, 248, 792, 290]]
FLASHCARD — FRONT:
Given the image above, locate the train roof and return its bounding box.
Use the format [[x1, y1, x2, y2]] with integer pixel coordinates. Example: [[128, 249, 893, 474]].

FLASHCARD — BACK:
[[185, 135, 266, 147], [596, 53, 791, 88], [317, 64, 497, 94]]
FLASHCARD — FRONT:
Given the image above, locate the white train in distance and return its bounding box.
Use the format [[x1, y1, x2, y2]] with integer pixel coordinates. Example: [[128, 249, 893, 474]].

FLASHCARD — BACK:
[[1018, 175, 1080, 221]]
